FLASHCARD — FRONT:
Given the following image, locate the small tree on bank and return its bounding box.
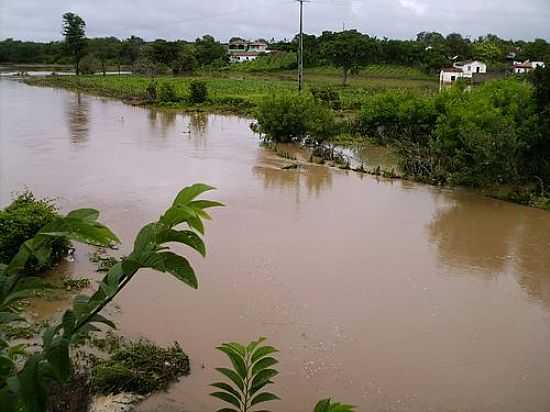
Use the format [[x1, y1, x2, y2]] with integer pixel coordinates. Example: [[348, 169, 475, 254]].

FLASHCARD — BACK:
[[320, 30, 370, 85], [62, 12, 86, 75]]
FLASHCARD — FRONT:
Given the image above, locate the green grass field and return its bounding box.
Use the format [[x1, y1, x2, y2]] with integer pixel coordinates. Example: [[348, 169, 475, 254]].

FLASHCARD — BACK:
[[26, 66, 439, 113]]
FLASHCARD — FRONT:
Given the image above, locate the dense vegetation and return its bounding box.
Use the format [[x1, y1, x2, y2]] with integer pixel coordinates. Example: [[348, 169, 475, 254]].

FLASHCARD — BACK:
[[0, 192, 69, 273], [359, 67, 550, 203]]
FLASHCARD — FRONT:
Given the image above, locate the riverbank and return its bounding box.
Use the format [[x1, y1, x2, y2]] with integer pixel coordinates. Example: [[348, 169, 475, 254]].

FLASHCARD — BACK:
[[21, 74, 550, 211], [24, 68, 438, 114]]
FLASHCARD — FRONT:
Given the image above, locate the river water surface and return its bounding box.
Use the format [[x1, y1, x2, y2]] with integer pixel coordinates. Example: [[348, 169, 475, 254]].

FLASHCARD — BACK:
[[1, 79, 550, 412]]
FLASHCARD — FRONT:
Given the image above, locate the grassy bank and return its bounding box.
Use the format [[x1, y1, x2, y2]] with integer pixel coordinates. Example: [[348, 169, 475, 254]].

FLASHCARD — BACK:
[[25, 66, 438, 114]]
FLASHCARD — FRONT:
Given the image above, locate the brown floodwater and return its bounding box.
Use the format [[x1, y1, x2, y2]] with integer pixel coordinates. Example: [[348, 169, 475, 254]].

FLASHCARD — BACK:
[[1, 79, 550, 412]]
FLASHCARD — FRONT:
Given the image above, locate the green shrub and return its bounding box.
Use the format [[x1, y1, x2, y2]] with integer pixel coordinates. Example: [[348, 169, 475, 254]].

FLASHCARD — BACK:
[[158, 82, 178, 103], [0, 191, 69, 273], [254, 92, 337, 143], [311, 87, 342, 110], [189, 80, 208, 103], [79, 55, 99, 75]]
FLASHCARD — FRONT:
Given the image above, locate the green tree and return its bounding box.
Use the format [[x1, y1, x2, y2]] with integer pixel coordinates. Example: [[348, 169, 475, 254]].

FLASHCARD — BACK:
[[473, 40, 504, 63], [194, 35, 227, 67], [62, 12, 86, 75], [320, 30, 370, 85]]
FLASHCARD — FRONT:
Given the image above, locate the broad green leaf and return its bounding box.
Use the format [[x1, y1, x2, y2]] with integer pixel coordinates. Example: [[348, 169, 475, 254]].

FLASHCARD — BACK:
[[66, 208, 99, 222], [173, 184, 216, 206], [222, 342, 246, 358], [159, 205, 196, 227], [144, 252, 198, 289], [45, 338, 71, 381], [247, 337, 266, 354], [188, 215, 205, 234], [217, 346, 247, 379], [251, 345, 278, 364], [189, 200, 225, 209], [18, 354, 49, 412], [210, 382, 242, 400], [157, 230, 206, 257], [61, 310, 77, 337], [251, 357, 278, 377], [250, 391, 280, 406], [133, 223, 161, 254], [216, 409, 239, 412], [215, 368, 244, 392], [250, 369, 278, 394], [210, 391, 241, 408], [90, 313, 116, 329]]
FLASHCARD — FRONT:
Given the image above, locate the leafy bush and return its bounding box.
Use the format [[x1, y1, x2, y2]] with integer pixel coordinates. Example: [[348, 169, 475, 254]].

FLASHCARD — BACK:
[[311, 87, 342, 110], [0, 191, 69, 273], [361, 80, 544, 188], [79, 55, 99, 75], [189, 80, 208, 103], [158, 82, 178, 103], [254, 92, 337, 143]]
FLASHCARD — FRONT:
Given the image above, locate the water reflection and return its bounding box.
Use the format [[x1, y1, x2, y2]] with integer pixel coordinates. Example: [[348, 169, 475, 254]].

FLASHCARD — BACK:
[[189, 112, 208, 137], [65, 92, 89, 143], [147, 109, 176, 138], [253, 163, 332, 202], [429, 194, 550, 307]]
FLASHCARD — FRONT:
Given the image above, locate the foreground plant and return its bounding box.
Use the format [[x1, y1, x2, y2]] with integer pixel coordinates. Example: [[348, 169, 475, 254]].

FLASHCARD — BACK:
[[211, 337, 280, 412], [0, 184, 222, 411]]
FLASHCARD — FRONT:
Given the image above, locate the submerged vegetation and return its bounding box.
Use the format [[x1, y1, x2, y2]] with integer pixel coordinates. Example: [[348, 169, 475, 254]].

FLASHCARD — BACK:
[[90, 334, 189, 395]]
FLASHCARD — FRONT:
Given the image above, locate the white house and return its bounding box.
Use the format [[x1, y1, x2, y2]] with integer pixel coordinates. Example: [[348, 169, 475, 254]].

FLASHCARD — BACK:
[[229, 52, 263, 63], [453, 60, 487, 78], [440, 67, 465, 89], [513, 60, 546, 74], [227, 38, 270, 63]]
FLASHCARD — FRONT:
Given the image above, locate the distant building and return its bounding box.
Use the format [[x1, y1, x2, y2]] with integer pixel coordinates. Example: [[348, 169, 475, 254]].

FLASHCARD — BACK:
[[452, 60, 487, 78], [440, 67, 465, 89], [227, 38, 270, 63], [513, 60, 546, 74]]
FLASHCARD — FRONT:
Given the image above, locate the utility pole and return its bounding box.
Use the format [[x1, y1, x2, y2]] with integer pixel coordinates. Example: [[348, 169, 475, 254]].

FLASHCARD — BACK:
[[297, 0, 305, 91]]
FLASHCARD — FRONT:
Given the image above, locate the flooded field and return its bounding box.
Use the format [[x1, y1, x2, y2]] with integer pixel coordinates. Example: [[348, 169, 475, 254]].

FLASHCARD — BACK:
[[1, 79, 550, 412]]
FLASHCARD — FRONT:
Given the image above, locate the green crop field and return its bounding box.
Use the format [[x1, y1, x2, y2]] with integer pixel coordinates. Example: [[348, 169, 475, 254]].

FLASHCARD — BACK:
[[26, 66, 439, 113]]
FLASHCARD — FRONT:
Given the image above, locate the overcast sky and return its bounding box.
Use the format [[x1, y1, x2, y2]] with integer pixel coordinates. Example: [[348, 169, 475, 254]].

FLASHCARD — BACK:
[[1, 0, 549, 42]]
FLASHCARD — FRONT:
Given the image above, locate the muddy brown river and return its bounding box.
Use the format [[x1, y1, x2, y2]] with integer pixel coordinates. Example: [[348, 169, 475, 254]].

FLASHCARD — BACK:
[[1, 79, 550, 412]]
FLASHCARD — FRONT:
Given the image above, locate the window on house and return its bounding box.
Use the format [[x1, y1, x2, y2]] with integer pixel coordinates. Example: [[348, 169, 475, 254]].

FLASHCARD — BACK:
[[451, 76, 456, 81], [476, 67, 480, 73]]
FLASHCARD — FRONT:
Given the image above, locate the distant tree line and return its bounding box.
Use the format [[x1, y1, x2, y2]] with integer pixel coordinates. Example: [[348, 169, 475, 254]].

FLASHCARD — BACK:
[[1, 13, 549, 77], [271, 31, 550, 73], [0, 13, 228, 75]]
